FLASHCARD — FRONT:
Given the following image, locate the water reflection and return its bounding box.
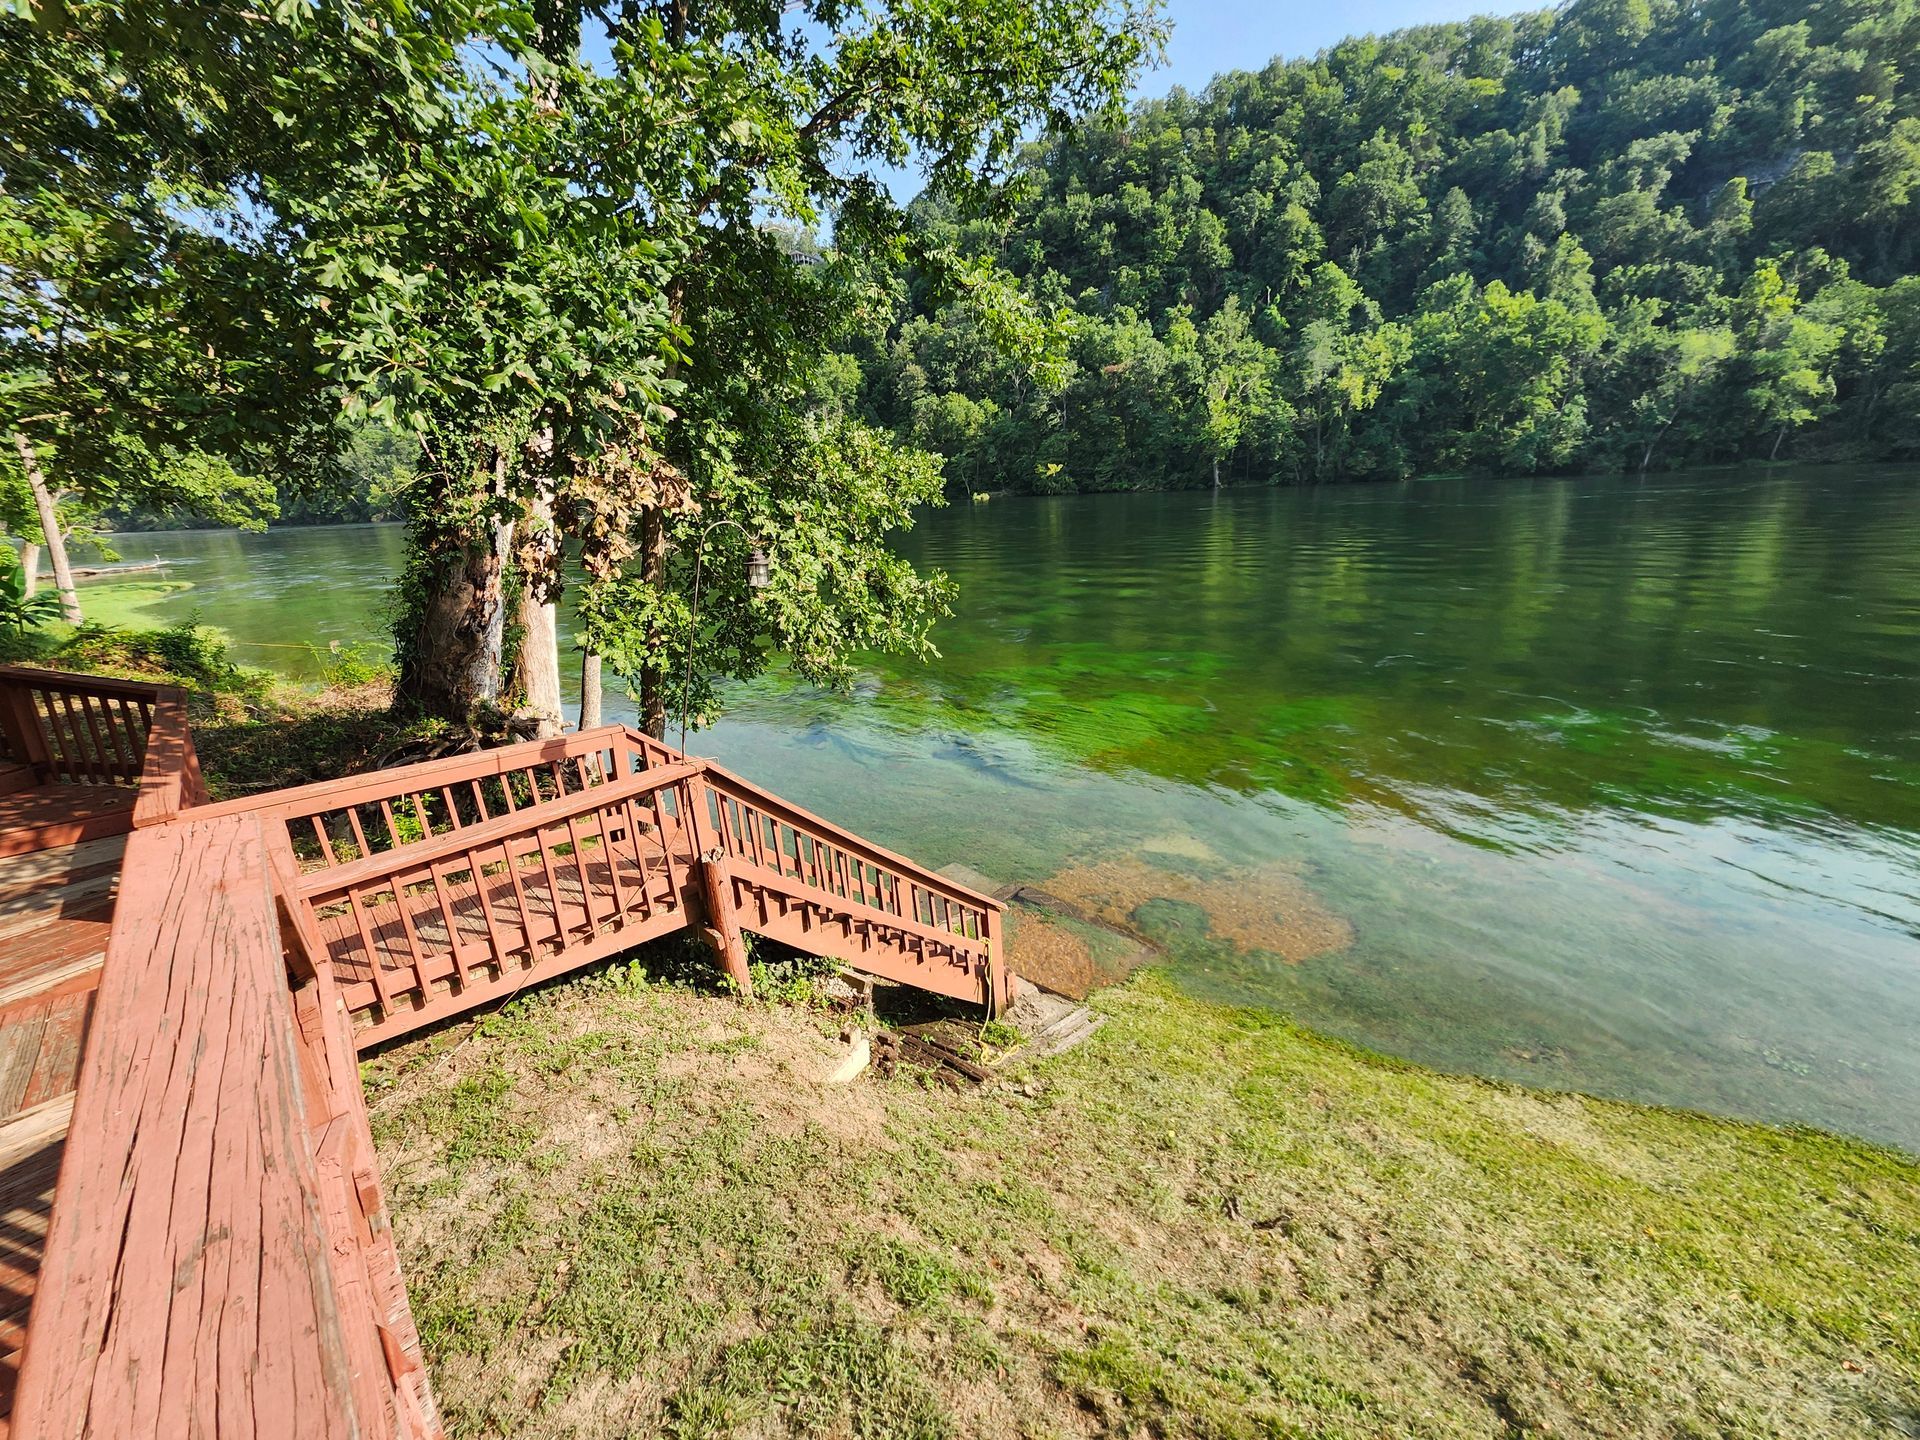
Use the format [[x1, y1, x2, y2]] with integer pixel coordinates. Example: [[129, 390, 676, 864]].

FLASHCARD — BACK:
[[104, 466, 1920, 1147]]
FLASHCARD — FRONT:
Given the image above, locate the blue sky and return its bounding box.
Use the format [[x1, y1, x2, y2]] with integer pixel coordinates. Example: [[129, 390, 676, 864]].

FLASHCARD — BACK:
[[1140, 0, 1502, 98]]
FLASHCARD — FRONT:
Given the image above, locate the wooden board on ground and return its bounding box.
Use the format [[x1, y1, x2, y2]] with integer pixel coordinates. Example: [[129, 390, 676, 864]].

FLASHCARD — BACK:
[[865, 977, 1104, 1088]]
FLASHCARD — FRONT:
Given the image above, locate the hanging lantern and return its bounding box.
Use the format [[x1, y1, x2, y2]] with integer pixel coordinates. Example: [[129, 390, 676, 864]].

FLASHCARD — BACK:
[[745, 545, 772, 590]]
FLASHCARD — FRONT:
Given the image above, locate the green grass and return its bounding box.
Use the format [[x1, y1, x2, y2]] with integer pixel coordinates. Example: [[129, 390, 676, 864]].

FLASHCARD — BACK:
[[365, 970, 1920, 1440]]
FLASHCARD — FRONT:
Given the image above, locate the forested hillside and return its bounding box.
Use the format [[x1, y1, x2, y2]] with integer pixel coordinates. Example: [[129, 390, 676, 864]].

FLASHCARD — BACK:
[[850, 0, 1920, 489]]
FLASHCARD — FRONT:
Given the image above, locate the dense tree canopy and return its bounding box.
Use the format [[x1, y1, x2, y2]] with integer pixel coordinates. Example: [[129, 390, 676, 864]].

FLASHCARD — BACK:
[[2, 0, 1160, 728], [853, 0, 1920, 489]]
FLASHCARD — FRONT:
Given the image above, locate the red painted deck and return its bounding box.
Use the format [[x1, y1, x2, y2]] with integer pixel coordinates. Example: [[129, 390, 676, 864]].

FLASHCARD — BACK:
[[0, 667, 1008, 1439], [0, 828, 121, 1434]]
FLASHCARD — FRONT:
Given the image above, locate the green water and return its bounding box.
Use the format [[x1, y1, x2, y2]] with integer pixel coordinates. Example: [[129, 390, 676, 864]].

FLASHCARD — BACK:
[[98, 466, 1920, 1149]]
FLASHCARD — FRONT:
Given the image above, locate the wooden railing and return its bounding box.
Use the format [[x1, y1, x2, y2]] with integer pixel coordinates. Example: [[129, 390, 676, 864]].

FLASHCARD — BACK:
[[0, 664, 206, 824], [192, 724, 1011, 1038], [694, 760, 1010, 1012], [0, 665, 159, 787], [192, 727, 702, 1044]]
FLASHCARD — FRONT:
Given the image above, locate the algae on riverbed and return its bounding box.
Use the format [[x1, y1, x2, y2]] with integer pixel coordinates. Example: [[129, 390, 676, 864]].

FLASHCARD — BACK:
[[366, 967, 1920, 1440]]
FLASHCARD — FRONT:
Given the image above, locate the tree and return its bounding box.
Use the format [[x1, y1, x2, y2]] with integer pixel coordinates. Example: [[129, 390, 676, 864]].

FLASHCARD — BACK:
[[548, 0, 1163, 736], [847, 0, 1920, 488], [1735, 259, 1841, 460], [2, 0, 504, 621]]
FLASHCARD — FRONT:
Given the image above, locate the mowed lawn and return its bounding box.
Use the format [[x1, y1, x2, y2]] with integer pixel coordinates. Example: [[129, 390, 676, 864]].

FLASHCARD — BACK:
[[366, 967, 1920, 1439]]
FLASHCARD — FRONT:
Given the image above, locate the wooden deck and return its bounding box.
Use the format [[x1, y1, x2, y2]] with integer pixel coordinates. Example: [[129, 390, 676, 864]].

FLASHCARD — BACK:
[[0, 832, 121, 1432], [0, 666, 1009, 1439]]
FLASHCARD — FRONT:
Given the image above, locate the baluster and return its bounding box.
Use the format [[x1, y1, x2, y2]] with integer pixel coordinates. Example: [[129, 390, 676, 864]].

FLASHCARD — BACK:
[[422, 853, 468, 981], [461, 843, 514, 979], [51, 693, 89, 780], [532, 818, 569, 939], [343, 806, 373, 863], [74, 695, 114, 781], [599, 796, 632, 919], [378, 799, 405, 852], [343, 881, 400, 1015], [650, 788, 684, 908], [38, 691, 75, 779], [497, 822, 542, 952], [561, 810, 602, 934], [103, 697, 140, 775], [617, 793, 655, 918]]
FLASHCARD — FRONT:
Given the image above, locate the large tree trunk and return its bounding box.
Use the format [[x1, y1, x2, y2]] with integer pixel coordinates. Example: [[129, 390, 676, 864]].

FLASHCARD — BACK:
[[18, 542, 39, 598], [13, 434, 80, 623], [398, 518, 514, 720], [637, 504, 669, 738], [516, 596, 562, 736], [513, 485, 564, 738], [578, 650, 602, 730]]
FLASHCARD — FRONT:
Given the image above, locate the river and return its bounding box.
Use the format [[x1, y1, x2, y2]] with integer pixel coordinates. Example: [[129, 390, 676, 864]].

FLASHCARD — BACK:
[[96, 464, 1920, 1149]]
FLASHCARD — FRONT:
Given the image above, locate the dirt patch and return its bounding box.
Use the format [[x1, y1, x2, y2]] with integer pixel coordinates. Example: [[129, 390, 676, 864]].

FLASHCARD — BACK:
[[1043, 856, 1355, 963]]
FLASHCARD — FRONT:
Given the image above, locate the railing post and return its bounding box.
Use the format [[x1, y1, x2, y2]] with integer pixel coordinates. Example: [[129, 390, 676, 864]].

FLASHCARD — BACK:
[[686, 771, 753, 998], [985, 905, 1013, 1017], [0, 673, 53, 781]]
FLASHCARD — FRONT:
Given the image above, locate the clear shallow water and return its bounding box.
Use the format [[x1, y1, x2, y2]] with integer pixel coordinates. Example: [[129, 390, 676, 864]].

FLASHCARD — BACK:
[[101, 466, 1920, 1148]]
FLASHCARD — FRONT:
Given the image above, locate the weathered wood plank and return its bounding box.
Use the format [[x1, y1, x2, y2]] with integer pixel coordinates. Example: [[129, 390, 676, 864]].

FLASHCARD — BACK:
[[0, 1093, 68, 1434], [0, 789, 136, 860], [11, 816, 368, 1440]]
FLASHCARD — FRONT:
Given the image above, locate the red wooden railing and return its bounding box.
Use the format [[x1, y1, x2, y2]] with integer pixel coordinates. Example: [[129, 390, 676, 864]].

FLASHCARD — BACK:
[[696, 759, 1008, 1010], [0, 666, 160, 787], [0, 665, 206, 821], [190, 723, 1011, 1044]]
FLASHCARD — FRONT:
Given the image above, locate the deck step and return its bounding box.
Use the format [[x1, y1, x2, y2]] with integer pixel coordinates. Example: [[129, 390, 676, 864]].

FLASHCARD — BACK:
[[0, 788, 137, 859], [0, 1093, 72, 1435]]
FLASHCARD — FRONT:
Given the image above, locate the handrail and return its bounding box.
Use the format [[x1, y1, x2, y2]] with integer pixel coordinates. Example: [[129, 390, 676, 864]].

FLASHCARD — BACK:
[[0, 663, 174, 701], [722, 844, 998, 956], [699, 757, 1001, 917], [188, 723, 639, 821], [131, 688, 207, 826], [294, 759, 698, 898]]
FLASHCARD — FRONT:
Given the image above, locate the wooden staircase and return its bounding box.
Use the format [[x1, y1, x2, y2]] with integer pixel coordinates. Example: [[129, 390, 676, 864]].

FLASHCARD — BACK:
[[193, 724, 1010, 1048]]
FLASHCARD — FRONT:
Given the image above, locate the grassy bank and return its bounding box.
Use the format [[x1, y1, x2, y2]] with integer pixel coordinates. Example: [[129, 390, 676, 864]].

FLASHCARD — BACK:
[[366, 968, 1920, 1440]]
